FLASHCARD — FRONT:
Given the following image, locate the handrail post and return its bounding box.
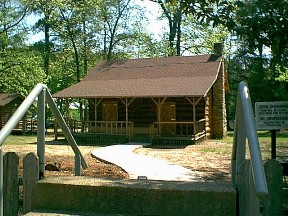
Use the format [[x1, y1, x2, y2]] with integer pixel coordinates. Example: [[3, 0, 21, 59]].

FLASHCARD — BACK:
[[45, 90, 88, 169], [75, 154, 81, 176], [37, 89, 46, 179]]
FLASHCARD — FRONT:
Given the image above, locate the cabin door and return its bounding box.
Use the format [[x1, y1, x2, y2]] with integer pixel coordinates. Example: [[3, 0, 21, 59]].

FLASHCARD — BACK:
[[103, 102, 118, 121], [160, 102, 176, 135]]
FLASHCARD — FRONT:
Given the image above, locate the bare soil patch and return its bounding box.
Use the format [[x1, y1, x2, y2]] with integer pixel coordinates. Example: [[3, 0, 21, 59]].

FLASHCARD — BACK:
[[4, 141, 129, 179]]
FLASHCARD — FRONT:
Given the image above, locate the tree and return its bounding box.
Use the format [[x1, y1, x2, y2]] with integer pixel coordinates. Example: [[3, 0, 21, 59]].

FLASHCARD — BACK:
[[151, 0, 232, 56], [0, 0, 28, 50], [95, 0, 147, 60], [30, 0, 55, 76], [0, 0, 46, 95], [225, 0, 288, 101], [150, 0, 184, 56], [230, 0, 288, 69], [0, 47, 46, 95], [180, 16, 230, 55]]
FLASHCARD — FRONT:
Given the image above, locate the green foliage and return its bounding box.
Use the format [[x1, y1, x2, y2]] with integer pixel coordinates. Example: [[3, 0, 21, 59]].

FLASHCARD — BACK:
[[180, 16, 230, 55], [276, 65, 288, 82], [0, 48, 46, 95], [46, 49, 77, 94], [181, 0, 236, 26], [232, 0, 288, 60], [0, 0, 46, 95]]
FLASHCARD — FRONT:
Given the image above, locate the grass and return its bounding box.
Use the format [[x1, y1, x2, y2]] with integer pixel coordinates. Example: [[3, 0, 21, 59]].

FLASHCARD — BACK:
[[2, 130, 287, 161], [199, 147, 219, 153], [2, 134, 37, 146], [216, 130, 288, 161], [2, 131, 55, 146]]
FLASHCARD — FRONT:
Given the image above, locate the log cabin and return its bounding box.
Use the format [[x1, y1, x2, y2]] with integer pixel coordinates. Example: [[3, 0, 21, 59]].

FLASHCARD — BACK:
[[54, 44, 229, 145], [0, 93, 26, 132]]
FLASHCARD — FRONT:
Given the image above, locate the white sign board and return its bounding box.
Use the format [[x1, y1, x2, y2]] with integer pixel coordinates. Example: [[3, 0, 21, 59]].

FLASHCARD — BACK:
[[255, 101, 288, 130]]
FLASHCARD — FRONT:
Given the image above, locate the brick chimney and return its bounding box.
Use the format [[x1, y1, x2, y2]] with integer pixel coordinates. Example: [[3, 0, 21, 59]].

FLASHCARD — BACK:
[[214, 43, 223, 56]]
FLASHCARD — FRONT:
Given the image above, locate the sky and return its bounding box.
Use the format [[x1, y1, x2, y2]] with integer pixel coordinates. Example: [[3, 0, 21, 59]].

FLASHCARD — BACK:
[[26, 0, 167, 44]]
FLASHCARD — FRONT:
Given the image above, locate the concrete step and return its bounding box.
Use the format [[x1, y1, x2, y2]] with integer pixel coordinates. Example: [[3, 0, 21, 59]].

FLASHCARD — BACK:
[[29, 176, 236, 216], [26, 212, 128, 215], [25, 212, 76, 216]]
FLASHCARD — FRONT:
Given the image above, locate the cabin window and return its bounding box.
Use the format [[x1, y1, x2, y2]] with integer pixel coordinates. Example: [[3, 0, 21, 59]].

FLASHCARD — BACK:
[[102, 102, 118, 121]]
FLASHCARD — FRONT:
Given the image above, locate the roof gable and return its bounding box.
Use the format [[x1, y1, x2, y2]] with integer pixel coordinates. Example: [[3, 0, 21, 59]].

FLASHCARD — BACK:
[[54, 55, 223, 98]]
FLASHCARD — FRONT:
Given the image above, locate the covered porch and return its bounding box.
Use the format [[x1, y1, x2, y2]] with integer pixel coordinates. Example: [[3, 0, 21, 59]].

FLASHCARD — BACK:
[[58, 96, 207, 145]]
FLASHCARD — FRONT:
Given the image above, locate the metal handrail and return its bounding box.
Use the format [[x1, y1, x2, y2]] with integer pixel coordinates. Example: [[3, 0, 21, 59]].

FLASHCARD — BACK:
[[0, 84, 87, 216], [231, 81, 268, 215]]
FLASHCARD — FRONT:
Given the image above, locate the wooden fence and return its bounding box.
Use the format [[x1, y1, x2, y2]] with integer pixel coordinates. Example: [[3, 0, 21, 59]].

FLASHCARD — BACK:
[[3, 152, 39, 216]]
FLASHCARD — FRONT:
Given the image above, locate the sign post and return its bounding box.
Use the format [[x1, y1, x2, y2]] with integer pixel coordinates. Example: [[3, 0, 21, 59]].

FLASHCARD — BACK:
[[271, 130, 277, 159], [255, 101, 288, 159]]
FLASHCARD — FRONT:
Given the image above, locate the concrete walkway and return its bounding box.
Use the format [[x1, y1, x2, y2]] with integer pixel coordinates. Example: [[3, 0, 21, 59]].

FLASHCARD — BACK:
[[91, 143, 203, 182]]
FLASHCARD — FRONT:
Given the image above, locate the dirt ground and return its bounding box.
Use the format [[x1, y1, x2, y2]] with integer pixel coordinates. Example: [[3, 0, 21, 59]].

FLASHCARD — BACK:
[[3, 138, 232, 182], [135, 140, 232, 182]]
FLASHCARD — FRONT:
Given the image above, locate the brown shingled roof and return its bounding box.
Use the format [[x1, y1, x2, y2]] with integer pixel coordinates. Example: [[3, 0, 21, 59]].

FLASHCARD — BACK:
[[0, 93, 23, 106], [54, 55, 223, 98]]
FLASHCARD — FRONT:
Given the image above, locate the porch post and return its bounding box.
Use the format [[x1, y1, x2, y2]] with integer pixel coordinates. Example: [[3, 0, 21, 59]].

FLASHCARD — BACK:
[[125, 98, 129, 139], [95, 98, 103, 134], [186, 97, 203, 140], [95, 98, 97, 133], [151, 98, 167, 137], [120, 98, 135, 140], [158, 98, 161, 136], [193, 98, 196, 139]]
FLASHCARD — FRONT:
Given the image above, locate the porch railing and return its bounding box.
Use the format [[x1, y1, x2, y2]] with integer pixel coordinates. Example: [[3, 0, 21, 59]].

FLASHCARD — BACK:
[[65, 120, 133, 135], [0, 84, 87, 216], [63, 119, 206, 142], [231, 81, 268, 215], [150, 119, 206, 140], [90, 121, 133, 135]]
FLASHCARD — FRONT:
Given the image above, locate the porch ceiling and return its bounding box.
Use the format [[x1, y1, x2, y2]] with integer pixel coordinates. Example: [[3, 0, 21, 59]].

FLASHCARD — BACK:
[[54, 55, 223, 98]]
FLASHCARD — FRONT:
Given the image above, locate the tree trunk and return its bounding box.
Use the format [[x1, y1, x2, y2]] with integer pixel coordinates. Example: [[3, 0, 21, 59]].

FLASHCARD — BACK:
[[44, 14, 50, 76], [176, 2, 183, 56]]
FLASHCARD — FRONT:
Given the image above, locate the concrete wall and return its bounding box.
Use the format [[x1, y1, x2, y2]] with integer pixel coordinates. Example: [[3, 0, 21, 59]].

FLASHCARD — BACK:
[[31, 176, 236, 216]]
